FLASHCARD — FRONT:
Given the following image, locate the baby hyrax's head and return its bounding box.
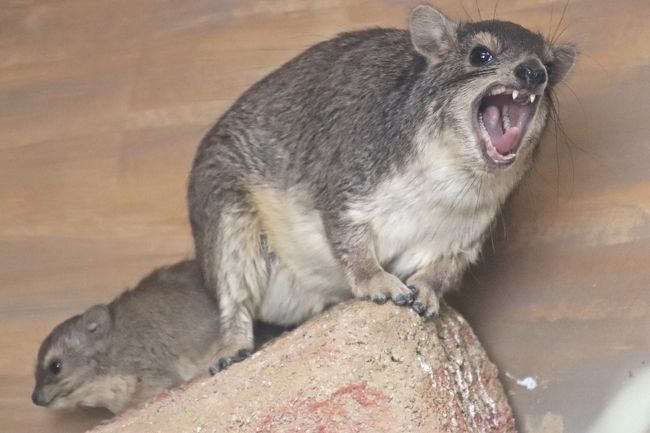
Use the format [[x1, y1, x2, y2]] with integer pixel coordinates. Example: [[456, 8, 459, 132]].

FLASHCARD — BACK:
[[410, 5, 575, 171], [31, 305, 131, 414]]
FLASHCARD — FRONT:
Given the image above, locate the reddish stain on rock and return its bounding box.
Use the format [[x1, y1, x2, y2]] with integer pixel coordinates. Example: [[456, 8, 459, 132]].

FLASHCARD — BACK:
[[459, 326, 478, 344], [309, 383, 388, 411], [315, 344, 343, 358], [154, 391, 172, 402], [256, 383, 390, 433]]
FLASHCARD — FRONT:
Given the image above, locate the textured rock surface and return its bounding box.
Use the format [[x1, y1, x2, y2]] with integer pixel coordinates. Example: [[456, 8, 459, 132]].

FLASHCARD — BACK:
[[93, 301, 515, 433]]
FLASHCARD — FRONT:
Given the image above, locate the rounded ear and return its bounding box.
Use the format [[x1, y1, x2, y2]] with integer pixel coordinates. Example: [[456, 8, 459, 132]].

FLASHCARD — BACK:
[[410, 5, 458, 61], [549, 43, 576, 85], [82, 304, 112, 339]]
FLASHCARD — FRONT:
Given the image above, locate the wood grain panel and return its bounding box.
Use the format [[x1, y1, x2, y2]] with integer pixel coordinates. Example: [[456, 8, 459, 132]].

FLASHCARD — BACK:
[[1, 1, 648, 432]]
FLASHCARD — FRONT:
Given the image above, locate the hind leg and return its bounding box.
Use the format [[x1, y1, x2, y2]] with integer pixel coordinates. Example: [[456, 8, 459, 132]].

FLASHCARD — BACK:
[[189, 169, 268, 374]]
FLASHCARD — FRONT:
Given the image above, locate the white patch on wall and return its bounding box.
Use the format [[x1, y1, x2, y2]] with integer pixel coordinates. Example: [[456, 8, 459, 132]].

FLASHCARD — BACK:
[[589, 367, 650, 433], [506, 372, 538, 390]]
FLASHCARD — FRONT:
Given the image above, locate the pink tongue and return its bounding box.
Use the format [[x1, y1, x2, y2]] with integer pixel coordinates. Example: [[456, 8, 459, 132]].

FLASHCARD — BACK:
[[483, 105, 521, 155]]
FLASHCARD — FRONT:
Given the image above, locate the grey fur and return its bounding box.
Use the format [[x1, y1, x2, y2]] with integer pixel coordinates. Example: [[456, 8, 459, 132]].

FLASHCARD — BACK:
[[32, 260, 222, 414], [188, 5, 575, 370]]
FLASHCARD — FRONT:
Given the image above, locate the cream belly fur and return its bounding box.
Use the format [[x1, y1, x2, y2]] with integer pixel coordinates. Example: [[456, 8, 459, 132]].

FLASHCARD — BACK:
[[351, 141, 521, 279], [253, 187, 351, 325], [254, 139, 519, 326]]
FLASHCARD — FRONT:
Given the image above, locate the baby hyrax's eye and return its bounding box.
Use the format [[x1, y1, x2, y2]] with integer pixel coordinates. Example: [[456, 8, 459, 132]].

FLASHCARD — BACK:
[[49, 359, 62, 375], [469, 46, 494, 66]]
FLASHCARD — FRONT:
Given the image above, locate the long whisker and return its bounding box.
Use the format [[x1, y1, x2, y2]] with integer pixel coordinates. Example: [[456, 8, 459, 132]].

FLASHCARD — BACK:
[[552, 24, 571, 45], [555, 99, 576, 192], [547, 3, 555, 42], [551, 0, 571, 45], [558, 82, 588, 134], [459, 0, 474, 22], [492, 0, 500, 20], [551, 92, 562, 202], [443, 67, 498, 87], [548, 89, 582, 196], [577, 52, 608, 74]]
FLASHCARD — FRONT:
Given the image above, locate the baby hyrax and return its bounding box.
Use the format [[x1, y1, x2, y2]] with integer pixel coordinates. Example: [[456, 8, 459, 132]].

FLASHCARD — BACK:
[[31, 260, 221, 414], [188, 5, 576, 371]]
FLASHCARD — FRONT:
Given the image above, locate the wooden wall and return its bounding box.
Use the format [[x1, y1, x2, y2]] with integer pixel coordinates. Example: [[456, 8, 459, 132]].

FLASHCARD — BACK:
[[1, 1, 648, 432]]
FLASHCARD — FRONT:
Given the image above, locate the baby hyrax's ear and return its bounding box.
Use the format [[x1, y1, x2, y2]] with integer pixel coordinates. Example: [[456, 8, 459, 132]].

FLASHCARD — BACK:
[[548, 43, 576, 85], [410, 5, 458, 61], [82, 304, 112, 339]]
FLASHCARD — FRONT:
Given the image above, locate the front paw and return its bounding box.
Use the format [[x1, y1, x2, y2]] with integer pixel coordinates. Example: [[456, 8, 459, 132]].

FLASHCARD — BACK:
[[209, 347, 253, 375], [354, 271, 416, 307], [409, 287, 440, 319], [405, 279, 445, 319], [209, 335, 255, 376]]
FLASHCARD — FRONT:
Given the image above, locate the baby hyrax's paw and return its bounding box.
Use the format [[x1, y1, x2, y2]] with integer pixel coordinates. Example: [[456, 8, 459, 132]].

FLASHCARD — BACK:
[[209, 349, 252, 375], [354, 271, 416, 307], [209, 341, 254, 375]]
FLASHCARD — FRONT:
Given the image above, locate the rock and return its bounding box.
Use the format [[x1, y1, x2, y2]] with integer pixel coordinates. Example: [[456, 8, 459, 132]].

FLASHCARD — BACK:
[[92, 301, 516, 433]]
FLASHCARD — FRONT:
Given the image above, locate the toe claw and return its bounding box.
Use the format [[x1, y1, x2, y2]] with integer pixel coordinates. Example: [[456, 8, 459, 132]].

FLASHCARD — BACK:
[[394, 295, 407, 306], [212, 349, 252, 374], [236, 349, 252, 361], [395, 291, 415, 306], [217, 357, 232, 371], [412, 301, 426, 314], [373, 296, 387, 305], [407, 285, 418, 294], [424, 309, 437, 319]]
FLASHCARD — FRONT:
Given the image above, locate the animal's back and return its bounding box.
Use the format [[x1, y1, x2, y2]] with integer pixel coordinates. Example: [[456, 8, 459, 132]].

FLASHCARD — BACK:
[[109, 260, 221, 380], [197, 28, 427, 198]]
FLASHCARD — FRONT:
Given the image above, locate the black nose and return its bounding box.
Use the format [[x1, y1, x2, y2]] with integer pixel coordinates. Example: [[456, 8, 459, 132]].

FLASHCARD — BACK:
[[514, 62, 546, 87]]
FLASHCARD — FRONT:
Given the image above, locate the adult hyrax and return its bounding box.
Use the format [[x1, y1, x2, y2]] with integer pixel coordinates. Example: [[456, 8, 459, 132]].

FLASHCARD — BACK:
[[188, 5, 575, 371], [31, 260, 221, 414]]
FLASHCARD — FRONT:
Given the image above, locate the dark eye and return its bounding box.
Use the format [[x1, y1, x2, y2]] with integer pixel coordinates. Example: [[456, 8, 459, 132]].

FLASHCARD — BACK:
[[470, 46, 494, 66], [544, 62, 553, 76], [49, 360, 62, 375]]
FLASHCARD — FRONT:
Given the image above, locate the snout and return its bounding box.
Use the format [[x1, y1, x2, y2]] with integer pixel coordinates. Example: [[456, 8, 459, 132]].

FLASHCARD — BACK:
[[514, 59, 547, 91], [31, 388, 48, 407]]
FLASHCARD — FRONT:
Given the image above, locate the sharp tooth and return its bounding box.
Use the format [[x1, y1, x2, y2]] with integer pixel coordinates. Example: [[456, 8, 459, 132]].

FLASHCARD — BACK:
[[490, 85, 506, 95], [530, 94, 536, 104], [512, 90, 519, 101]]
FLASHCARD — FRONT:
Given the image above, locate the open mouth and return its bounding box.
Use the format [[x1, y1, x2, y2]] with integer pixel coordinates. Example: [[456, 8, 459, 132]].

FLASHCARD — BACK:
[[473, 85, 539, 166]]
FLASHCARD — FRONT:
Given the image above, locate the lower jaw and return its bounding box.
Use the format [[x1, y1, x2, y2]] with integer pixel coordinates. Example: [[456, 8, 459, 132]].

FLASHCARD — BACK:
[[479, 126, 518, 166], [474, 130, 519, 168], [481, 151, 517, 169]]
